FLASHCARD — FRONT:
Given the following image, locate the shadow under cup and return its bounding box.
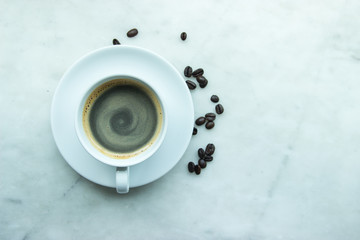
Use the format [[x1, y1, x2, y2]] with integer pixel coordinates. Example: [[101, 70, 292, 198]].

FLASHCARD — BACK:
[[75, 76, 167, 168]]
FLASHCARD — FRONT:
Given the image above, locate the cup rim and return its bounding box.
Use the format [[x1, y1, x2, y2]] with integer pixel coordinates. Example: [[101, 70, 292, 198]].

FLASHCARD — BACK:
[[75, 74, 168, 167]]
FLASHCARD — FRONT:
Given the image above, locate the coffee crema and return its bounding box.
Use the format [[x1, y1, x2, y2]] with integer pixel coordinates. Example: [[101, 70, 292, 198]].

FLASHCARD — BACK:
[[82, 78, 163, 159]]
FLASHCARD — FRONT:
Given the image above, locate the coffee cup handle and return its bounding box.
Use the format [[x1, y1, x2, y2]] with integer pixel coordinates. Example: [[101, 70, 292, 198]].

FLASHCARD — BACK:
[[116, 167, 129, 193]]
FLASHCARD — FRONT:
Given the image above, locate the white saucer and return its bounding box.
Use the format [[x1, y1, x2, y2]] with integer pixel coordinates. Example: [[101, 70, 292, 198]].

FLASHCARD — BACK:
[[51, 46, 194, 188]]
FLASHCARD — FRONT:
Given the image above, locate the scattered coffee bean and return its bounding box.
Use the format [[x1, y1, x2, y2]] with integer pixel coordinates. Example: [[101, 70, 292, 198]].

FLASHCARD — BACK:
[[205, 143, 215, 156], [186, 80, 196, 90], [195, 117, 206, 126], [194, 165, 201, 175], [188, 162, 195, 173], [112, 38, 120, 45], [211, 95, 219, 103], [188, 143, 217, 174], [192, 68, 204, 77], [180, 32, 187, 40], [198, 159, 207, 169], [199, 79, 208, 88], [192, 127, 198, 135], [127, 28, 138, 37], [205, 113, 216, 122], [206, 117, 214, 122], [215, 104, 224, 114], [205, 113, 216, 118], [196, 76, 206, 85], [184, 66, 193, 77], [204, 155, 213, 162], [205, 121, 215, 129], [198, 148, 205, 159]]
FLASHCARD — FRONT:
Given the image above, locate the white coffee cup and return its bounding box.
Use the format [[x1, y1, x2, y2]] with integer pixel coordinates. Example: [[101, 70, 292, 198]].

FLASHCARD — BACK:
[[75, 75, 167, 193]]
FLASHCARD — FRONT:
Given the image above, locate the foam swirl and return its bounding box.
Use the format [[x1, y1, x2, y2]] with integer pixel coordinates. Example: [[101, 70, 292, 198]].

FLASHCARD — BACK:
[[82, 79, 163, 159]]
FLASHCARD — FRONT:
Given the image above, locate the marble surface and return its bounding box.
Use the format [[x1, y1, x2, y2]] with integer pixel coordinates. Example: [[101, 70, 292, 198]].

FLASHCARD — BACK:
[[1, 0, 360, 239]]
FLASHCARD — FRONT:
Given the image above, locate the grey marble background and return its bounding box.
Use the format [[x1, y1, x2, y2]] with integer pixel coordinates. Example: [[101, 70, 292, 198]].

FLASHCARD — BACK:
[[1, 0, 360, 239]]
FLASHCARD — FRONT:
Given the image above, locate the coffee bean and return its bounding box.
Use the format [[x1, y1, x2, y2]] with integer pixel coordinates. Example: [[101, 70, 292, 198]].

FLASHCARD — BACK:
[[112, 38, 120, 45], [180, 32, 187, 40], [205, 143, 215, 155], [205, 121, 215, 129], [199, 79, 208, 88], [196, 76, 206, 84], [215, 104, 224, 114], [186, 80, 196, 90], [127, 28, 138, 37], [205, 113, 216, 122], [204, 155, 213, 162], [188, 162, 195, 173], [195, 117, 206, 126], [206, 113, 216, 118], [194, 165, 201, 175], [184, 66, 193, 77], [198, 159, 207, 169], [198, 148, 205, 159], [206, 117, 215, 122], [211, 95, 219, 103], [192, 68, 204, 77], [193, 127, 198, 135]]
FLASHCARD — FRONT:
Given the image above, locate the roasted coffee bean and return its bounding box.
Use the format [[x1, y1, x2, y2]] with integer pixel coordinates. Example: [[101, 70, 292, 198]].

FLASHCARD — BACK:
[[205, 121, 215, 129], [211, 95, 219, 103], [195, 117, 206, 126], [127, 28, 138, 37], [205, 113, 216, 122], [204, 155, 213, 162], [215, 104, 224, 114], [186, 80, 196, 90], [192, 127, 198, 135], [206, 113, 216, 118], [199, 79, 208, 88], [198, 159, 207, 169], [180, 32, 187, 40], [194, 165, 201, 175], [196, 76, 206, 84], [192, 68, 204, 77], [198, 148, 205, 159], [112, 38, 120, 45], [184, 66, 193, 77], [205, 143, 215, 155], [188, 162, 195, 173], [206, 116, 215, 122]]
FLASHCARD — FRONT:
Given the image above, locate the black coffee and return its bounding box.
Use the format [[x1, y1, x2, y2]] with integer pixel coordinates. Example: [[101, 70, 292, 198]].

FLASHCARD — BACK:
[[82, 79, 163, 159]]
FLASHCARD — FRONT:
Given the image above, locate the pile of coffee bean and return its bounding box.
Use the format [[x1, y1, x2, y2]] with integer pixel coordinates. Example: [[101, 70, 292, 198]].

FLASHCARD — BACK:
[[195, 113, 216, 129], [190, 95, 224, 175], [183, 64, 225, 133], [192, 95, 224, 133], [188, 143, 215, 175], [184, 66, 208, 90]]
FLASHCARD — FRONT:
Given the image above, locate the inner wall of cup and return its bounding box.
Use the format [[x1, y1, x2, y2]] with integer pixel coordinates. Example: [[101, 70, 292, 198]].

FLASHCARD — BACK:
[[79, 75, 166, 162]]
